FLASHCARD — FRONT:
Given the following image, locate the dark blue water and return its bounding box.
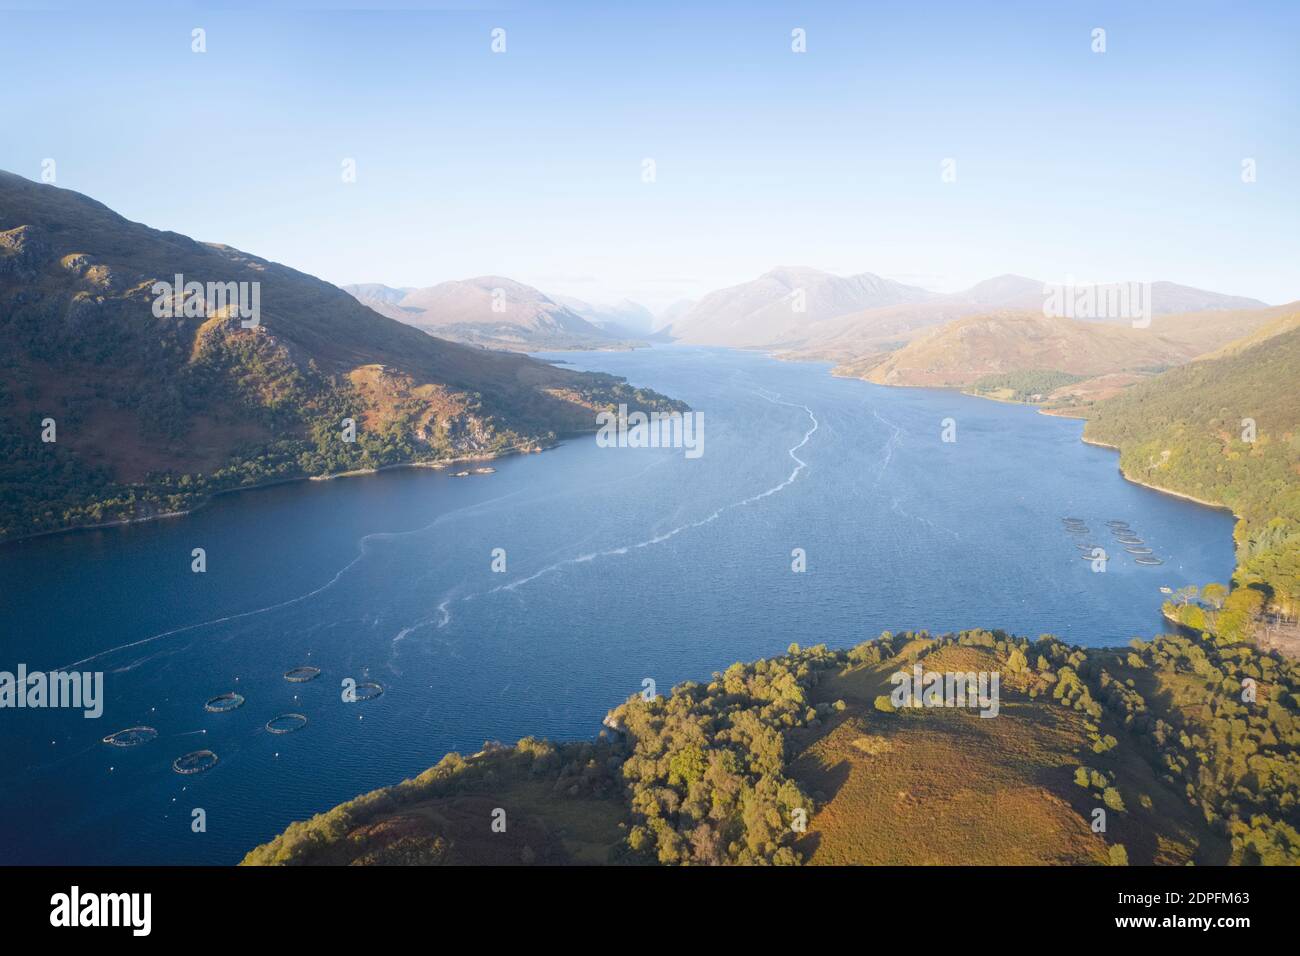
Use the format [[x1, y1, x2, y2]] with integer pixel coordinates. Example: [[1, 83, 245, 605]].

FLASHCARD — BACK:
[[0, 347, 1235, 864]]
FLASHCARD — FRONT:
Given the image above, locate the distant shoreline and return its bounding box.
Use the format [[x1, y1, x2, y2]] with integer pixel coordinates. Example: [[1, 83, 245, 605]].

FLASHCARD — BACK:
[[0, 440, 561, 549], [862, 374, 1238, 520], [841, 372, 1244, 532]]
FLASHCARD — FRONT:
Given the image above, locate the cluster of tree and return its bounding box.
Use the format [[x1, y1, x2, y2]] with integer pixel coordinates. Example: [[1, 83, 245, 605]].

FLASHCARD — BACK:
[[1162, 582, 1267, 645], [607, 643, 845, 865], [544, 371, 689, 427], [1073, 765, 1126, 813], [968, 369, 1083, 403], [1115, 634, 1300, 863]]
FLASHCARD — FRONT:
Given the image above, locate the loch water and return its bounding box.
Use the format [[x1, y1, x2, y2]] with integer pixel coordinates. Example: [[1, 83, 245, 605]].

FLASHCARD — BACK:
[[0, 347, 1236, 863]]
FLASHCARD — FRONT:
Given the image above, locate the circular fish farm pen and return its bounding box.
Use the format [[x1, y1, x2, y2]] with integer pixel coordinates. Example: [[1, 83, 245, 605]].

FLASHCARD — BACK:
[[1134, 556, 1164, 566], [1125, 546, 1154, 554], [1106, 520, 1131, 528], [102, 726, 158, 748], [350, 681, 385, 702], [204, 692, 246, 713], [172, 750, 219, 775], [1116, 537, 1144, 545], [284, 666, 321, 683], [266, 713, 309, 734]]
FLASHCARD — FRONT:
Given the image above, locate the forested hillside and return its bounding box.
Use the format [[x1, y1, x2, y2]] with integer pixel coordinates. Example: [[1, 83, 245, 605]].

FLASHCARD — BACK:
[[1085, 326, 1300, 616]]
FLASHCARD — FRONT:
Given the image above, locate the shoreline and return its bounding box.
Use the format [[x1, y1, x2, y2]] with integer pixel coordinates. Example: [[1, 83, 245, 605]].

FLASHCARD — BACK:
[[0, 439, 562, 549], [1078, 436, 1241, 519]]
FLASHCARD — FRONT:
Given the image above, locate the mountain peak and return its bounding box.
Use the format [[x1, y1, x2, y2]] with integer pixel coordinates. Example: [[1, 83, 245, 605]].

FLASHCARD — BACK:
[[672, 268, 934, 347]]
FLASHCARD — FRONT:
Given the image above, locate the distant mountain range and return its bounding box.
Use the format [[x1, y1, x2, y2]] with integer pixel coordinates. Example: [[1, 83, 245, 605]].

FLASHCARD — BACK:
[[641, 265, 1277, 411], [0, 171, 681, 541], [661, 267, 1267, 358], [344, 279, 652, 351], [338, 266, 1278, 424], [343, 267, 1271, 364]]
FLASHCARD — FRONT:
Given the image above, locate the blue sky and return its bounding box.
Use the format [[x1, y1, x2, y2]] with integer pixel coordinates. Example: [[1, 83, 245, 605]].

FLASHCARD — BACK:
[[2, 0, 1297, 310]]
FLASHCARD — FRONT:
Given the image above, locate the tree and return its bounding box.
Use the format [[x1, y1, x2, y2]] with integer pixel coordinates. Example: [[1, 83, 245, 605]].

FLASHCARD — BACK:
[[668, 746, 706, 787], [1200, 582, 1228, 610]]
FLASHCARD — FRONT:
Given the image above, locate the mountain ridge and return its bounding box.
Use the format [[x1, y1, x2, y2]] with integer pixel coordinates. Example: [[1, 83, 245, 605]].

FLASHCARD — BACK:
[[846, 302, 1299, 397]]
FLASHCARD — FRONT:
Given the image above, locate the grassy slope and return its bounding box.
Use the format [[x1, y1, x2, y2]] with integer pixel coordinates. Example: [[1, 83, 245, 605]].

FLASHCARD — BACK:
[[792, 641, 1223, 865], [0, 171, 683, 540], [856, 311, 1189, 388]]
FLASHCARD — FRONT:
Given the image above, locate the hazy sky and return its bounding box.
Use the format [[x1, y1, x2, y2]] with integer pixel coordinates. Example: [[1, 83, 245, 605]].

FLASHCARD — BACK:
[[2, 0, 1297, 311]]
